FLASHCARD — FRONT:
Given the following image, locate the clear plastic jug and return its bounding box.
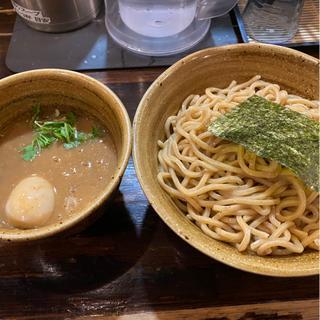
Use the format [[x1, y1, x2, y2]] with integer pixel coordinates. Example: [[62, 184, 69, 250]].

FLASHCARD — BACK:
[[242, 0, 304, 44], [105, 0, 238, 56]]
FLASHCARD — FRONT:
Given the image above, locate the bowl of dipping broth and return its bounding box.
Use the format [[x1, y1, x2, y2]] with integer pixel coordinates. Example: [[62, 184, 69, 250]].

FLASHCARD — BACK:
[[0, 69, 131, 241], [133, 43, 319, 276]]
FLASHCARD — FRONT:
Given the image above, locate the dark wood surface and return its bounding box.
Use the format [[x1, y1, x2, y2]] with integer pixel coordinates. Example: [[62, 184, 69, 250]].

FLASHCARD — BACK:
[[0, 1, 319, 319]]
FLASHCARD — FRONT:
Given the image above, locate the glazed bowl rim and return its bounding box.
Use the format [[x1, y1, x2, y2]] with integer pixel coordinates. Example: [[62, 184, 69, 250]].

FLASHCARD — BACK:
[[133, 43, 319, 277], [0, 68, 132, 241]]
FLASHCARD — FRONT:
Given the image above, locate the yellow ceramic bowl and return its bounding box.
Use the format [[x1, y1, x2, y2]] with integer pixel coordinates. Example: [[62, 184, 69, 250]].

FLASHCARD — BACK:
[[133, 43, 319, 276], [0, 69, 131, 241]]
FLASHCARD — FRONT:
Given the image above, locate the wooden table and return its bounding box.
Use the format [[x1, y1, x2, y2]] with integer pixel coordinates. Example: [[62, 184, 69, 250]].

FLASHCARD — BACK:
[[0, 1, 319, 319]]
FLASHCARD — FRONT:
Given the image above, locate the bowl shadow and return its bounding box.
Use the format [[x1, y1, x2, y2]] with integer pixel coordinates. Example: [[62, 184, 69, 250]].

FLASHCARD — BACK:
[[138, 207, 319, 314], [0, 191, 153, 295]]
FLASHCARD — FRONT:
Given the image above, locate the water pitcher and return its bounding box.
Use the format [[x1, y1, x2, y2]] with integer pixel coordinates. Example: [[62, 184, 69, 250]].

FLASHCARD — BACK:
[[242, 0, 304, 44], [105, 0, 238, 56]]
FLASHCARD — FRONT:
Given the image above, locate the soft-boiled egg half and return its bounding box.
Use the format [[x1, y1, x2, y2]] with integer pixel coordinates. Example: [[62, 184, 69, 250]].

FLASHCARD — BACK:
[[5, 176, 55, 229]]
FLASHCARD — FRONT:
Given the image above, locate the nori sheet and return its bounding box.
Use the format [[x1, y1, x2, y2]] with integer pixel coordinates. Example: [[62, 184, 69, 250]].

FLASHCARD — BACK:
[[209, 95, 319, 191]]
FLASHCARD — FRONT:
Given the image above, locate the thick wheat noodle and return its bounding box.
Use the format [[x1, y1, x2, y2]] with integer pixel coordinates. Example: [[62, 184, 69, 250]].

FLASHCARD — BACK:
[[157, 75, 319, 256]]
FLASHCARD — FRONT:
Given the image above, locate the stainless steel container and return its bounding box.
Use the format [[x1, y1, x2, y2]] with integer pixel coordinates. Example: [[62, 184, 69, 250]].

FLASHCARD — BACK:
[[11, 0, 103, 33]]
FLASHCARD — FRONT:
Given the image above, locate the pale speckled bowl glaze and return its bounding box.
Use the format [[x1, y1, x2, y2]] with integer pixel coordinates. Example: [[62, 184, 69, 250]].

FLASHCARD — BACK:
[[0, 69, 131, 242], [133, 43, 319, 276]]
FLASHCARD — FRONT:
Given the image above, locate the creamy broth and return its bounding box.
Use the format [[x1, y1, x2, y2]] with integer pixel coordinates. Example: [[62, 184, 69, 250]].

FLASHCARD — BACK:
[[0, 111, 117, 229]]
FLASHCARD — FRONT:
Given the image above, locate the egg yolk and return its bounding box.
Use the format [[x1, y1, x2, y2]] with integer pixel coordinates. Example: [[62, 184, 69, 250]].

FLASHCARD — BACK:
[[5, 176, 55, 229]]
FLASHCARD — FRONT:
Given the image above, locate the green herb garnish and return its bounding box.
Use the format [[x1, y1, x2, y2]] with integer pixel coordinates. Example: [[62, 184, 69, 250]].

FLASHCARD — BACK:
[[208, 95, 319, 191], [22, 107, 101, 161]]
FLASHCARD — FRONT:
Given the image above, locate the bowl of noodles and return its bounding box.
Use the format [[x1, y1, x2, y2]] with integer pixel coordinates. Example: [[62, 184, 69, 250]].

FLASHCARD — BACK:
[[133, 43, 319, 276]]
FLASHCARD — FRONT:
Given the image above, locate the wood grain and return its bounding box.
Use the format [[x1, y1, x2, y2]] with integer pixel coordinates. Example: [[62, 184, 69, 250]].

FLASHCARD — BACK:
[[81, 300, 320, 320], [3, 300, 319, 320], [0, 159, 319, 319], [0, 0, 319, 318], [0, 0, 14, 79]]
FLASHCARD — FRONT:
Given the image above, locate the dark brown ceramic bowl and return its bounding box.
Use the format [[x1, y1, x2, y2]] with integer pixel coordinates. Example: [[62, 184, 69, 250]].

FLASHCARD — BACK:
[[0, 69, 131, 241], [133, 43, 319, 276]]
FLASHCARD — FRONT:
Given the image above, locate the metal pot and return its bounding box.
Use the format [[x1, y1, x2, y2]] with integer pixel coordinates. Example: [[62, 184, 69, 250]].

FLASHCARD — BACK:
[[11, 0, 103, 33]]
